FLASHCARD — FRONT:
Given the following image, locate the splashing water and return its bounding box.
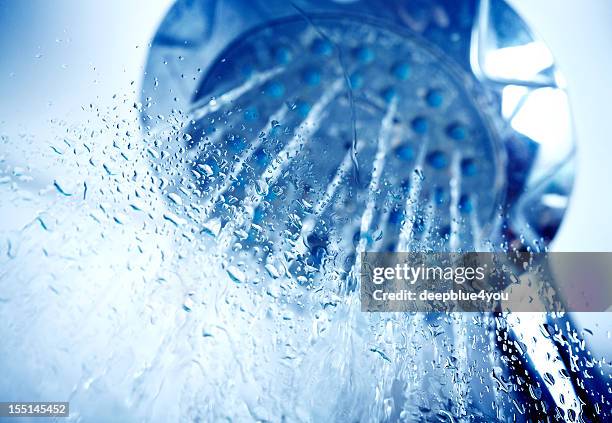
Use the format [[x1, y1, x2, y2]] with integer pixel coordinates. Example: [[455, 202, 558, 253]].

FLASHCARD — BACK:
[[0, 15, 609, 423]]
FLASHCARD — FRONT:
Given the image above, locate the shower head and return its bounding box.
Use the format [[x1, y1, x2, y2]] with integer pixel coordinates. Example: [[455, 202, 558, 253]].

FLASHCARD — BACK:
[[136, 2, 598, 421], [184, 15, 506, 267], [141, 0, 574, 261]]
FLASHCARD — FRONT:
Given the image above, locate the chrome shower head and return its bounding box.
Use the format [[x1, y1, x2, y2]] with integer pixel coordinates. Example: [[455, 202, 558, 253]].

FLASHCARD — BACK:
[[139, 1, 588, 420], [142, 0, 574, 257], [141, 1, 575, 290]]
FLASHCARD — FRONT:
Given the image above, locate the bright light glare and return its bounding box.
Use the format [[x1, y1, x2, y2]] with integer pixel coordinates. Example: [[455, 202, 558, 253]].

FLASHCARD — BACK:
[[483, 41, 554, 81], [510, 87, 572, 180]]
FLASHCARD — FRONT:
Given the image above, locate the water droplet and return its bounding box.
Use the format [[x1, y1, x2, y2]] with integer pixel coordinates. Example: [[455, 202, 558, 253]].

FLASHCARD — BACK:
[[183, 297, 194, 312], [53, 180, 72, 196], [265, 263, 281, 279], [163, 212, 186, 226], [168, 193, 183, 205], [226, 265, 246, 283]]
